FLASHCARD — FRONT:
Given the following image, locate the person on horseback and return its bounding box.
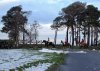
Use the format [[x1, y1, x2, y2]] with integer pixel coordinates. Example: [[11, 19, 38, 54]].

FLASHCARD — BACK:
[[61, 40, 64, 46], [80, 39, 87, 47], [42, 38, 55, 47]]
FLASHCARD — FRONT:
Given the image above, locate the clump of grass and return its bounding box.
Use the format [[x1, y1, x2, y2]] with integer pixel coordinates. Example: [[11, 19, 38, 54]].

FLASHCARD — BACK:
[[9, 69, 15, 71], [16, 67, 23, 71]]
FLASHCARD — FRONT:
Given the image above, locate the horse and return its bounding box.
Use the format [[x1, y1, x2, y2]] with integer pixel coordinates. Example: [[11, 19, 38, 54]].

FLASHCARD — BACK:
[[42, 40, 55, 47], [79, 39, 88, 48], [61, 40, 71, 47], [65, 42, 71, 47], [80, 42, 88, 48]]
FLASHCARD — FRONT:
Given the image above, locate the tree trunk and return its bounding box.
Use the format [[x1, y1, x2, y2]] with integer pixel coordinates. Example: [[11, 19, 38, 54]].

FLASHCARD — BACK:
[[15, 23, 19, 48], [15, 31, 19, 47], [35, 29, 37, 45], [23, 32, 25, 44], [87, 26, 90, 46], [54, 29, 58, 45], [95, 33, 98, 46], [23, 24, 25, 44], [74, 26, 77, 46], [93, 27, 96, 45], [79, 25, 81, 46], [83, 27, 86, 42], [91, 27, 93, 46], [95, 28, 98, 46], [66, 27, 69, 43], [71, 26, 74, 46], [76, 26, 79, 46], [29, 32, 32, 45]]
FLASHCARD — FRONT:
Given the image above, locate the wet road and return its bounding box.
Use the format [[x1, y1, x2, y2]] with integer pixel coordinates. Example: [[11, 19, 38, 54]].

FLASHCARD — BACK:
[[57, 50, 100, 71]]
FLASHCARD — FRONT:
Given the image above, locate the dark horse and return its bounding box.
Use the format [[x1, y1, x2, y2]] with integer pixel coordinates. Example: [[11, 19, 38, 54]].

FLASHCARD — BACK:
[[42, 40, 55, 47]]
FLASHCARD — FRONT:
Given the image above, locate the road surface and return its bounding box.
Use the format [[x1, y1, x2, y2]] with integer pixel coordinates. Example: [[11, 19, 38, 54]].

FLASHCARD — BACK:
[[57, 50, 100, 71]]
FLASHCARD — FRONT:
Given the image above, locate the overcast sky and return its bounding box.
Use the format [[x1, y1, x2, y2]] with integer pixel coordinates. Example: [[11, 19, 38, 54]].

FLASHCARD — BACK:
[[0, 0, 100, 43]]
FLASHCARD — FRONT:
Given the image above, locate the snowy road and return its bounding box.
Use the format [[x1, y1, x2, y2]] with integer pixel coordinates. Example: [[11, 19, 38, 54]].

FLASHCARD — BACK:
[[57, 50, 100, 71]]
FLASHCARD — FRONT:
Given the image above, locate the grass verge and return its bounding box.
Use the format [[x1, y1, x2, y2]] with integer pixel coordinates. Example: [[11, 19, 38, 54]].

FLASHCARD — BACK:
[[45, 53, 65, 71]]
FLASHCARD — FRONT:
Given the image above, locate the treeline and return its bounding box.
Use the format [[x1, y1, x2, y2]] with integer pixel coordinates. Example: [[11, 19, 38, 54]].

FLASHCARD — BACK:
[[51, 1, 100, 47]]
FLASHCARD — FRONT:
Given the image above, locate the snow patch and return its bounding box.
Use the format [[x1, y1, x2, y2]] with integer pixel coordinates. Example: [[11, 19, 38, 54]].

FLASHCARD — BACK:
[[39, 48, 64, 54], [73, 51, 87, 53], [92, 49, 96, 51], [39, 48, 87, 54], [25, 63, 52, 71]]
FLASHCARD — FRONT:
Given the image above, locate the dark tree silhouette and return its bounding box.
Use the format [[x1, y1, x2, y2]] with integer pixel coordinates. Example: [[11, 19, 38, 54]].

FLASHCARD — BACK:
[[52, 1, 100, 48], [61, 1, 86, 46], [84, 5, 100, 46], [51, 16, 63, 45], [1, 5, 30, 47]]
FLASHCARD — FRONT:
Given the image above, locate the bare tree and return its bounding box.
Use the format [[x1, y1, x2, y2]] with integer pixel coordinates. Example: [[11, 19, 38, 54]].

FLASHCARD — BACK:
[[26, 21, 41, 44]]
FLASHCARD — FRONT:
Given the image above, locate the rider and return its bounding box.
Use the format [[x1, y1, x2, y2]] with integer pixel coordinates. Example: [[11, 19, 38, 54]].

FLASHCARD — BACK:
[[48, 37, 50, 42], [65, 38, 68, 45], [80, 39, 84, 44]]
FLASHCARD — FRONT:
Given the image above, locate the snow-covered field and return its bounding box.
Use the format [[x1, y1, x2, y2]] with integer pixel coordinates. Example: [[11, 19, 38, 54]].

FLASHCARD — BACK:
[[0, 49, 52, 71], [0, 48, 87, 71]]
